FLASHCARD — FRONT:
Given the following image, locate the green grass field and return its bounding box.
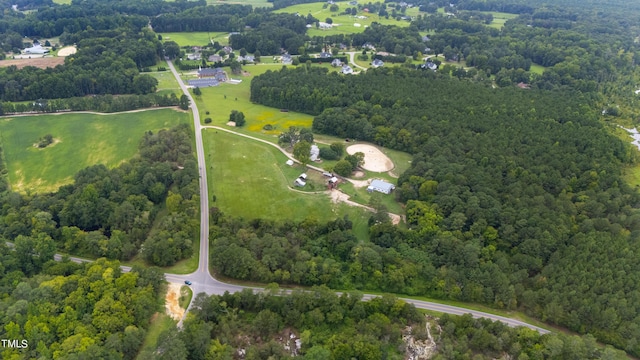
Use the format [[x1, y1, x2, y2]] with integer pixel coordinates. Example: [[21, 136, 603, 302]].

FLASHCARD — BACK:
[[179, 285, 193, 309], [529, 63, 547, 75], [136, 312, 176, 360], [204, 130, 371, 239], [161, 32, 229, 47], [207, 0, 272, 7], [0, 109, 190, 194], [275, 1, 417, 36], [193, 64, 314, 139], [150, 70, 182, 93], [484, 11, 519, 29]]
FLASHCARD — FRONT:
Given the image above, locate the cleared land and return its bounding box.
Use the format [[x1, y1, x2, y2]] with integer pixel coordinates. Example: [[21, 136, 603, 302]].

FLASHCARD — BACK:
[[484, 11, 519, 29], [151, 70, 182, 93], [0, 57, 65, 69], [208, 0, 272, 7], [274, 1, 420, 36], [0, 109, 190, 193], [193, 64, 314, 141], [57, 46, 77, 56], [161, 32, 228, 47], [347, 143, 394, 172], [204, 130, 371, 238]]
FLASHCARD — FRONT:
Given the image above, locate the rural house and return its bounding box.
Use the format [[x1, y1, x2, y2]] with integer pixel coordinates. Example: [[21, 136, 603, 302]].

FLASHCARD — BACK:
[[331, 58, 342, 67], [367, 179, 395, 194], [372, 59, 384, 68], [341, 65, 354, 74]]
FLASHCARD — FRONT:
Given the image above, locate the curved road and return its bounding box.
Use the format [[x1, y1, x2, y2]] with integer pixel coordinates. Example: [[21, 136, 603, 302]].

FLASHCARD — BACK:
[[37, 61, 551, 334]]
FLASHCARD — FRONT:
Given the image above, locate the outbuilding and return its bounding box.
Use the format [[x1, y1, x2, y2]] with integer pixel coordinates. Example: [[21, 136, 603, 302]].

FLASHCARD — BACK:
[[367, 179, 395, 194]]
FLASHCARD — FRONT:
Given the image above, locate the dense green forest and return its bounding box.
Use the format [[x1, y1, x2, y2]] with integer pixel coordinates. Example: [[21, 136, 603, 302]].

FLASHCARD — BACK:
[[0, 249, 165, 359], [247, 66, 640, 355], [0, 125, 199, 267]]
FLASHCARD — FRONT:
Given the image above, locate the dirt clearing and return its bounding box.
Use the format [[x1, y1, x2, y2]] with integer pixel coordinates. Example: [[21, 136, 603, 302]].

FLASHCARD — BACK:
[[347, 144, 394, 172], [0, 57, 65, 69], [165, 283, 185, 321], [57, 46, 77, 56]]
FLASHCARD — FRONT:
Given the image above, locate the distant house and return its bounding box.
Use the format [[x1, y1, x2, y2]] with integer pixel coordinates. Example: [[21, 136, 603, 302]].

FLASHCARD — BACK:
[[238, 55, 255, 63], [310, 145, 320, 161], [420, 60, 437, 71], [319, 52, 332, 59], [282, 54, 293, 65], [422, 35, 431, 42], [23, 44, 49, 54], [341, 65, 354, 74], [208, 54, 223, 62], [362, 43, 376, 51], [187, 53, 201, 60], [348, 0, 357, 5], [424, 47, 432, 53], [318, 22, 332, 30], [198, 68, 227, 82], [331, 58, 342, 67], [286, 159, 294, 166], [222, 46, 233, 54], [372, 59, 384, 68], [188, 78, 219, 87], [517, 82, 531, 89], [329, 176, 338, 184], [367, 179, 395, 194]]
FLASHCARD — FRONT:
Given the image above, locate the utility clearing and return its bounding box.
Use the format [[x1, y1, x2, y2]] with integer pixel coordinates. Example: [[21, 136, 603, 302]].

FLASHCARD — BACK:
[[164, 283, 185, 321]]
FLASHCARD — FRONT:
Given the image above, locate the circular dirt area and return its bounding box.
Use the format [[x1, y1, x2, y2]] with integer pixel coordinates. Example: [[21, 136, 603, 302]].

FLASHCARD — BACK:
[[346, 144, 394, 172], [353, 170, 365, 178], [57, 46, 77, 56]]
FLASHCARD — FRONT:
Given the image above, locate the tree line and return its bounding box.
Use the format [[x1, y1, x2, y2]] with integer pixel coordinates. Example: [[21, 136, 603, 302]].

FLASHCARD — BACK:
[[247, 65, 640, 356], [0, 125, 199, 267]]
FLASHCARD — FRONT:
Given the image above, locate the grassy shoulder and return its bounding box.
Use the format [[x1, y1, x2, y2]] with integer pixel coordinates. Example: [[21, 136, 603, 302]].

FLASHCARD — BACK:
[[179, 285, 193, 309], [136, 313, 176, 360], [0, 109, 190, 194], [160, 32, 229, 47]]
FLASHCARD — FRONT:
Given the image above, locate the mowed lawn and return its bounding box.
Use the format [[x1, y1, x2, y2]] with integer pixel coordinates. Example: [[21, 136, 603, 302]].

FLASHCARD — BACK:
[[205, 130, 371, 238], [194, 64, 314, 142], [275, 1, 418, 36], [207, 0, 272, 7], [484, 11, 519, 29], [0, 109, 190, 193], [160, 32, 229, 47]]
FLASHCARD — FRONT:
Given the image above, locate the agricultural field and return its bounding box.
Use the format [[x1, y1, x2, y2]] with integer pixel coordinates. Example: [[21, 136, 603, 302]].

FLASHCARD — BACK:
[[529, 63, 547, 75], [0, 109, 190, 193], [192, 64, 314, 141], [484, 11, 519, 29], [160, 32, 229, 47], [274, 1, 420, 36], [204, 130, 371, 238], [207, 0, 272, 7]]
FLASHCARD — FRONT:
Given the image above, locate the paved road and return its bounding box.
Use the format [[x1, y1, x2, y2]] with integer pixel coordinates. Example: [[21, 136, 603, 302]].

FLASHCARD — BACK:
[[164, 61, 550, 334], [347, 51, 368, 70]]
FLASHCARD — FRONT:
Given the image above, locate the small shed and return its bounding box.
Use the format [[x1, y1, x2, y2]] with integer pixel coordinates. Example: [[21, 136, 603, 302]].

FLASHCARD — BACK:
[[299, 173, 308, 180], [294, 178, 306, 187], [367, 179, 395, 194], [329, 176, 338, 184], [286, 159, 294, 166]]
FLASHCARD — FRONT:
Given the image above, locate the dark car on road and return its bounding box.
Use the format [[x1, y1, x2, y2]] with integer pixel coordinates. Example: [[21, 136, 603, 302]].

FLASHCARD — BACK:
[[184, 280, 192, 285]]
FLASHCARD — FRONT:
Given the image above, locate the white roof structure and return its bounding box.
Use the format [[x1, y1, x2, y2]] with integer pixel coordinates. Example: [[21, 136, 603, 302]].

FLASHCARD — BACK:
[[310, 145, 320, 161], [341, 65, 353, 74], [329, 176, 338, 183], [299, 173, 308, 180], [23, 45, 49, 54], [294, 178, 306, 187], [286, 159, 294, 166], [367, 179, 395, 194]]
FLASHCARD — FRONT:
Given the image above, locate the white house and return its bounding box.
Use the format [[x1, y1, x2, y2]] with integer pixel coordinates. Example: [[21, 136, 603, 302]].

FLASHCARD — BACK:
[[372, 59, 384, 68], [367, 179, 395, 194], [341, 65, 353, 74], [331, 58, 342, 67]]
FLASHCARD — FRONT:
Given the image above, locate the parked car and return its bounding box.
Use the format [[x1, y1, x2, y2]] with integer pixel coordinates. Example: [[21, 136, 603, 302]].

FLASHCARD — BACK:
[[184, 280, 192, 285]]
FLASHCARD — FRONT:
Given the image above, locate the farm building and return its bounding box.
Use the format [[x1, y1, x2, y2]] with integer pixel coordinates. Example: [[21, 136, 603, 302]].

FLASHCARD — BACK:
[[23, 44, 49, 54], [367, 179, 395, 194], [188, 78, 219, 87]]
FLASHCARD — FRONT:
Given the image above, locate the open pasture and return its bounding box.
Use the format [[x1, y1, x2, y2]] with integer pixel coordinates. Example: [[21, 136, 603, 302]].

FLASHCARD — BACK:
[[193, 64, 314, 140], [0, 109, 190, 193], [161, 32, 229, 47], [204, 130, 371, 238], [275, 1, 418, 36]]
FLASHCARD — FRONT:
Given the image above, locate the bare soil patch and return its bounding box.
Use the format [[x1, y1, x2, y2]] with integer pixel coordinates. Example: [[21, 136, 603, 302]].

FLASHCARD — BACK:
[[353, 170, 365, 178], [57, 46, 77, 56], [0, 57, 65, 69], [165, 283, 185, 321], [328, 189, 401, 225], [346, 144, 394, 172]]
